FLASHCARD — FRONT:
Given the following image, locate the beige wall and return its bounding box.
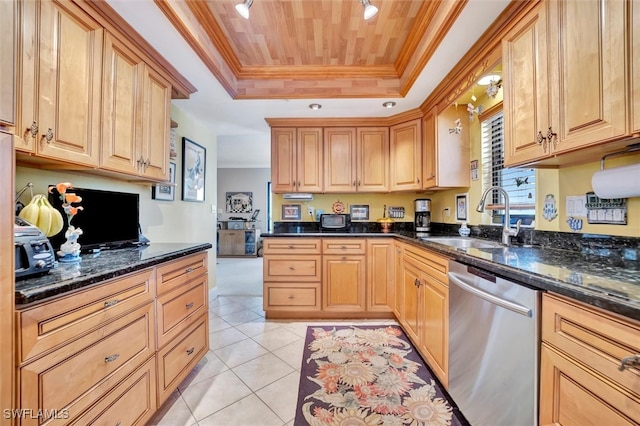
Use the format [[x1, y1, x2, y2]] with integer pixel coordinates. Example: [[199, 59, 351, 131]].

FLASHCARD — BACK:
[[15, 103, 219, 289]]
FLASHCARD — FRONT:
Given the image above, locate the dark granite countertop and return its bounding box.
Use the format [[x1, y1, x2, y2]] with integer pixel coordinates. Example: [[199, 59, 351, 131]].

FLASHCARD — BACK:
[[263, 230, 640, 321], [15, 243, 212, 306]]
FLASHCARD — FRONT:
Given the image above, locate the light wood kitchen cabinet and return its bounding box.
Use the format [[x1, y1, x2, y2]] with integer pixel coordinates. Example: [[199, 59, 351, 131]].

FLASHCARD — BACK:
[[393, 242, 404, 320], [504, 0, 629, 167], [632, 0, 640, 134], [322, 239, 366, 312], [398, 242, 450, 387], [390, 119, 422, 191], [0, 0, 15, 127], [271, 127, 323, 193], [263, 238, 323, 313], [422, 106, 469, 190], [323, 127, 389, 193], [540, 293, 640, 425], [101, 33, 170, 181], [217, 229, 248, 256], [18, 302, 156, 425], [15, 0, 103, 165], [366, 239, 394, 312]]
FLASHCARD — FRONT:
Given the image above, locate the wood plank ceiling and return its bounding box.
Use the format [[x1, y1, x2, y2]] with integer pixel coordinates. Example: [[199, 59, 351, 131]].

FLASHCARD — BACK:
[[154, 0, 468, 99]]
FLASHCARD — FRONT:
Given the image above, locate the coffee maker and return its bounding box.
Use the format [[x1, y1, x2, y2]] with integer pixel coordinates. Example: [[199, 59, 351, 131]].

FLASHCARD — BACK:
[[414, 198, 431, 233]]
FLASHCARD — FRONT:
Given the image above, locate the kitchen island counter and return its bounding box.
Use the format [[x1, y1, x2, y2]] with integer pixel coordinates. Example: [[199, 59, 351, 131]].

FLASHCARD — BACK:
[[15, 243, 212, 305], [263, 231, 640, 321]]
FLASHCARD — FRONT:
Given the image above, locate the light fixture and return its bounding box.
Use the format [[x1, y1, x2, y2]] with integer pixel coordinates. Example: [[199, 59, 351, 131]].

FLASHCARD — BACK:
[[309, 103, 322, 110], [235, 0, 253, 19], [477, 74, 501, 85], [360, 0, 378, 20], [382, 101, 396, 109]]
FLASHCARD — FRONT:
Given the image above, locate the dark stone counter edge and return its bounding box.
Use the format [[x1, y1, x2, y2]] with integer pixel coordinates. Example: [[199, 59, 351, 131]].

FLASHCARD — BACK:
[[15, 243, 213, 306], [262, 233, 640, 322]]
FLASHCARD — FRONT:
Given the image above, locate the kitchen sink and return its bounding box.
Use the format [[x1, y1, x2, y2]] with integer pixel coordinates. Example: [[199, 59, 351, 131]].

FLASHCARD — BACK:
[[420, 236, 504, 249]]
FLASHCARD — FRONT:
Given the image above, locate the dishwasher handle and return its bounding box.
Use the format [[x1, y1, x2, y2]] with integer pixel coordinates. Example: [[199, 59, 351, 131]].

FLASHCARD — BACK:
[[448, 272, 533, 317]]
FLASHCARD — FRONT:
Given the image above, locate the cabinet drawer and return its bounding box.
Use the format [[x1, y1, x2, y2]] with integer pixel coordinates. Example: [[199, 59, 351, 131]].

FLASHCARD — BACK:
[[156, 275, 208, 348], [264, 283, 321, 310], [263, 255, 321, 281], [19, 303, 155, 425], [542, 293, 640, 396], [18, 268, 155, 364], [70, 356, 156, 426], [157, 312, 208, 406], [322, 239, 366, 255], [156, 252, 208, 296], [263, 238, 321, 254], [404, 244, 449, 283]]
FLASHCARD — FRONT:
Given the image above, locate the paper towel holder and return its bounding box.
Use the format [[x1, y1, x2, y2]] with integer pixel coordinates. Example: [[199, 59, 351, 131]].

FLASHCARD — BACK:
[[600, 142, 640, 170]]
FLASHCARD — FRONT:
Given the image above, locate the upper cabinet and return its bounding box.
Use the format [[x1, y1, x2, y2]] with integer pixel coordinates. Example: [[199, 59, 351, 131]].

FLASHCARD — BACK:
[[0, 0, 15, 127], [324, 127, 389, 193], [16, 0, 103, 165], [271, 127, 323, 193], [390, 119, 422, 191], [632, 0, 640, 134], [422, 106, 469, 190], [503, 0, 629, 167]]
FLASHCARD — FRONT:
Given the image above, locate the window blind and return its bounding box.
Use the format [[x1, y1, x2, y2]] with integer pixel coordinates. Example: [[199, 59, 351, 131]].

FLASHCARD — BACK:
[[481, 111, 535, 221]]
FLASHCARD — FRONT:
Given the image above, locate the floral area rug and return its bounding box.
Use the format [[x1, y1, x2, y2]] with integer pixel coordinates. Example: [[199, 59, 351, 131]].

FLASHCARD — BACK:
[[294, 325, 467, 426]]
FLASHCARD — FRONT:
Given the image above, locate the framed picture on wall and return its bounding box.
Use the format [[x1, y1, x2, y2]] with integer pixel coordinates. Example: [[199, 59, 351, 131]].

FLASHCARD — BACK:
[[182, 137, 206, 202], [282, 204, 301, 221], [350, 204, 369, 221], [152, 162, 176, 201], [455, 193, 469, 222]]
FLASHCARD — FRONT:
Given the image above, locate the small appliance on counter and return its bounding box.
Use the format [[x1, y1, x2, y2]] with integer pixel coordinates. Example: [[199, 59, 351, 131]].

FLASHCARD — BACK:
[[414, 198, 431, 233], [320, 213, 351, 231], [14, 217, 56, 280]]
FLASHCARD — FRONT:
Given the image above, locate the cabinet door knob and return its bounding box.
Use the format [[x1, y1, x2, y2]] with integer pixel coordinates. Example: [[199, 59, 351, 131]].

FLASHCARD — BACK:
[[28, 121, 38, 138], [104, 299, 119, 308], [104, 354, 120, 363], [44, 128, 53, 142], [536, 130, 548, 152], [547, 127, 558, 148], [186, 302, 194, 309], [186, 347, 195, 355], [619, 355, 640, 371], [358, 180, 361, 186], [353, 180, 356, 186]]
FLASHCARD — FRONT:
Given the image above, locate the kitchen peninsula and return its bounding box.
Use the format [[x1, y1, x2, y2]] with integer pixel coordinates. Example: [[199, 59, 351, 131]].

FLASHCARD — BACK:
[[14, 243, 212, 425]]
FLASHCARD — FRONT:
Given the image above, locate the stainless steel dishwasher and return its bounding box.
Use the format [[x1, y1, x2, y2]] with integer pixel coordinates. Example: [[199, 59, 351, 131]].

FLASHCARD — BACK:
[[448, 260, 540, 426]]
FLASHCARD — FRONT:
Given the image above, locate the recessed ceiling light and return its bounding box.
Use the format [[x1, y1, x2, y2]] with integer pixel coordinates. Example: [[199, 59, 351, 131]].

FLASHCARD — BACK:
[[382, 101, 396, 109], [309, 103, 322, 110], [477, 74, 501, 85]]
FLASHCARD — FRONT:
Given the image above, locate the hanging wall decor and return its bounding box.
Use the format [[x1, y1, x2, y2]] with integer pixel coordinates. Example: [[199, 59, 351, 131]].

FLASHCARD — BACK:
[[182, 137, 206, 202], [225, 192, 253, 213]]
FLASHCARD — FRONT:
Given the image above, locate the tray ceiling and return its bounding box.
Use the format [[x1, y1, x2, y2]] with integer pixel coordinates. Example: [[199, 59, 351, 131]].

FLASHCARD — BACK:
[[154, 0, 468, 99]]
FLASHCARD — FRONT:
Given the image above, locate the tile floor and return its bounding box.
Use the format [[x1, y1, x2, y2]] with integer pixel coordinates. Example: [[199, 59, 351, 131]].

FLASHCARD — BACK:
[[148, 295, 398, 425]]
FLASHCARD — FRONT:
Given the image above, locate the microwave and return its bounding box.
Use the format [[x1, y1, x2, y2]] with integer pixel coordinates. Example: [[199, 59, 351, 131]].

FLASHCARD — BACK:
[[320, 214, 351, 231], [15, 217, 56, 280]]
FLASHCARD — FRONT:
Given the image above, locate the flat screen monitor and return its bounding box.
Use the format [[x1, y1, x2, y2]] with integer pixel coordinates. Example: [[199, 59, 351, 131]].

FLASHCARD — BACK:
[[48, 186, 140, 252]]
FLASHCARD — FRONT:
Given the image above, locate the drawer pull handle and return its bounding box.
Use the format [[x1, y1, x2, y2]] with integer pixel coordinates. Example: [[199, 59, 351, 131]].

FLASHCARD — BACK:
[[186, 347, 195, 355], [619, 355, 640, 371], [105, 354, 120, 363], [340, 245, 347, 250], [288, 295, 295, 299], [341, 256, 347, 261], [104, 299, 119, 308], [186, 302, 194, 309], [288, 245, 294, 249], [185, 267, 194, 273], [115, 422, 121, 426], [289, 266, 295, 270]]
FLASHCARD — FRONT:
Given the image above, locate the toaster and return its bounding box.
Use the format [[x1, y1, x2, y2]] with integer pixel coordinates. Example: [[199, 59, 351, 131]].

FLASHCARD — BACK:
[[14, 217, 56, 280]]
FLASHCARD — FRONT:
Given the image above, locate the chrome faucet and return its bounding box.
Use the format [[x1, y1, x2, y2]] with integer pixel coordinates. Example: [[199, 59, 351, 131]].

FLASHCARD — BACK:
[[476, 186, 521, 246]]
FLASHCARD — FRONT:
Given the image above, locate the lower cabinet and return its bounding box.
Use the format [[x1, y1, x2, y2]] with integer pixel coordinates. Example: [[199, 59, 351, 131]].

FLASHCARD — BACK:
[[262, 237, 393, 318], [15, 251, 210, 425], [539, 293, 640, 425], [397, 242, 450, 388], [217, 229, 260, 257]]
